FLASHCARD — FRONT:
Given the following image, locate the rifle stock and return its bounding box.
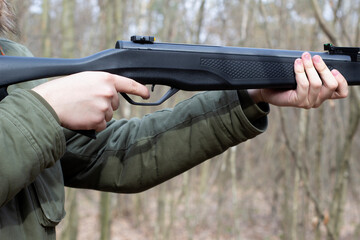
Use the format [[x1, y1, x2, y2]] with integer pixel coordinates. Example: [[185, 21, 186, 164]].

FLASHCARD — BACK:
[[0, 36, 359, 105]]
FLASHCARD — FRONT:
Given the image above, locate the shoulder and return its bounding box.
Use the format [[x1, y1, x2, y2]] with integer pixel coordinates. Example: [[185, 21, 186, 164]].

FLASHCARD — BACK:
[[0, 38, 33, 57]]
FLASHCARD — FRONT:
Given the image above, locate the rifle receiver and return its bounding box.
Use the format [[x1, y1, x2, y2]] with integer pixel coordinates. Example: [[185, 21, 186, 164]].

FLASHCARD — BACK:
[[324, 43, 360, 62]]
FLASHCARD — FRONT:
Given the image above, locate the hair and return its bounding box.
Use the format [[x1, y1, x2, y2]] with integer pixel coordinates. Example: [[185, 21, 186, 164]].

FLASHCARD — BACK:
[[0, 0, 16, 35]]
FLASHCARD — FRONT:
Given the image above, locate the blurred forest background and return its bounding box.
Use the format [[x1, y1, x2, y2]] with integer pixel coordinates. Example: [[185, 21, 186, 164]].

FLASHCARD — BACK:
[[6, 0, 360, 239]]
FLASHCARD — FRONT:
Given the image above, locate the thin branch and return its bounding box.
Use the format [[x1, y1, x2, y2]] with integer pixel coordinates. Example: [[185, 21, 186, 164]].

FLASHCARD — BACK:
[[310, 0, 340, 45]]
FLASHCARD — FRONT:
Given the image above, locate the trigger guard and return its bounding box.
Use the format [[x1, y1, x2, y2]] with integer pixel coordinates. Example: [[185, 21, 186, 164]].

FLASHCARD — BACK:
[[121, 88, 179, 106]]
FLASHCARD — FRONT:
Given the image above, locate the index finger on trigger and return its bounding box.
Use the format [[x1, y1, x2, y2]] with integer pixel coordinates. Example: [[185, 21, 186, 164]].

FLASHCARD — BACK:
[[114, 75, 150, 99]]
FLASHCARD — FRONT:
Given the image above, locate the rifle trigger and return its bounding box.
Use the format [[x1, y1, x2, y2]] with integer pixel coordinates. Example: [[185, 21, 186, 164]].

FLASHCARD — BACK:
[[151, 84, 156, 92], [120, 88, 179, 106]]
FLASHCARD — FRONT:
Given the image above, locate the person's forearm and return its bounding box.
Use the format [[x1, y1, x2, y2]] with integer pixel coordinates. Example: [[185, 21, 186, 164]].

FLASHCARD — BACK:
[[62, 90, 268, 193]]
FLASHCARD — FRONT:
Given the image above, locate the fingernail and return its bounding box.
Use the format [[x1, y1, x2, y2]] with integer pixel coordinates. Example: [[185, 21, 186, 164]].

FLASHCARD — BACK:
[[295, 58, 302, 65], [303, 52, 311, 60], [332, 69, 339, 76], [313, 55, 321, 64]]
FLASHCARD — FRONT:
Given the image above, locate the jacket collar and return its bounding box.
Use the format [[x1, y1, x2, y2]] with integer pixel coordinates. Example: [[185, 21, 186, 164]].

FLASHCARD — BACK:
[[0, 46, 5, 55]]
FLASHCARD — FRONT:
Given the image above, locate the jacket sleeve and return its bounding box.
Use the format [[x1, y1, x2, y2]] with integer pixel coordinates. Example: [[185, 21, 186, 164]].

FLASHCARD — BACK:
[[0, 89, 65, 206], [61, 90, 269, 193]]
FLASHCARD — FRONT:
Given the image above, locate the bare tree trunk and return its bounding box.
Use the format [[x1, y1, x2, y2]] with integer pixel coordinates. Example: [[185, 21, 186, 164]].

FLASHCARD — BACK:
[[355, 4, 360, 46], [258, 0, 273, 48], [279, 107, 336, 239], [104, 0, 115, 48], [115, 0, 127, 40], [314, 106, 325, 240], [60, 189, 79, 240], [59, 1, 79, 239], [330, 89, 360, 239], [290, 109, 309, 240], [155, 184, 166, 240], [296, 110, 310, 240], [183, 171, 194, 240], [159, 0, 180, 41], [236, 0, 252, 45], [98, 1, 117, 239], [41, 0, 51, 57], [61, 0, 76, 58], [215, 150, 230, 239], [282, 146, 292, 240], [194, 0, 206, 44], [229, 146, 240, 237]]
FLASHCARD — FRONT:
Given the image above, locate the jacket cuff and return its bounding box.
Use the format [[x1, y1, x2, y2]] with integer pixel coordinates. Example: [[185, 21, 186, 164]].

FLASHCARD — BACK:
[[28, 90, 61, 124], [237, 90, 269, 130]]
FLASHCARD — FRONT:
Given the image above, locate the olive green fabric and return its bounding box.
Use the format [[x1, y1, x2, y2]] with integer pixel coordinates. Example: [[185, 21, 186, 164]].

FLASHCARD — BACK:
[[0, 39, 66, 240], [61, 90, 269, 193], [0, 39, 269, 239]]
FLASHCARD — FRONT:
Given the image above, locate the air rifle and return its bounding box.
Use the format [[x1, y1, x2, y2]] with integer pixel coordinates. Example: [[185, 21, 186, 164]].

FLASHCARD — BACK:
[[0, 35, 359, 106]]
